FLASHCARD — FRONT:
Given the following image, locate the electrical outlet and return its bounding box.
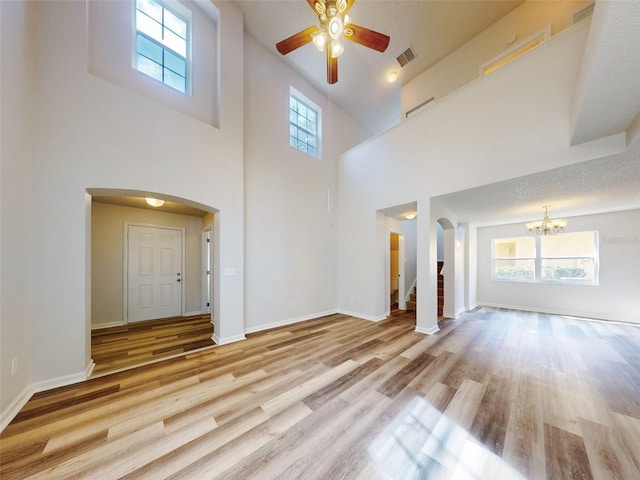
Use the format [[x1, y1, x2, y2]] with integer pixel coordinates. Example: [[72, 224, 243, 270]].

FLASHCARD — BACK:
[[11, 358, 18, 376]]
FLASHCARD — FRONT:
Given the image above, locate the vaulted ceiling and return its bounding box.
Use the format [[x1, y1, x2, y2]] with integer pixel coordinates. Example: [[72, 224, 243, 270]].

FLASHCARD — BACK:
[[235, 0, 524, 134], [235, 0, 640, 227]]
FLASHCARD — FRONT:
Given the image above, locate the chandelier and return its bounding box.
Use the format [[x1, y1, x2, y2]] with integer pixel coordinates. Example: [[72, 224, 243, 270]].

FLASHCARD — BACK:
[[525, 206, 567, 236]]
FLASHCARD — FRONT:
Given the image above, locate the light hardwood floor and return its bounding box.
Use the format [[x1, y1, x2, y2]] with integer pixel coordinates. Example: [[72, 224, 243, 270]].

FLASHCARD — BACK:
[[2, 308, 640, 479], [91, 315, 215, 376]]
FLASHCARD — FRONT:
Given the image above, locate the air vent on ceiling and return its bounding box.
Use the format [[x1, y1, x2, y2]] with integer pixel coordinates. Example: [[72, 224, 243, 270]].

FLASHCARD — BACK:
[[396, 47, 416, 68], [571, 3, 594, 25]]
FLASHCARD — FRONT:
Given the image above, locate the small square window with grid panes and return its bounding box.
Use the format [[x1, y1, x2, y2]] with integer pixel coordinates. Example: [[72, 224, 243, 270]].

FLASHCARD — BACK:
[[289, 95, 319, 158], [135, 0, 189, 94]]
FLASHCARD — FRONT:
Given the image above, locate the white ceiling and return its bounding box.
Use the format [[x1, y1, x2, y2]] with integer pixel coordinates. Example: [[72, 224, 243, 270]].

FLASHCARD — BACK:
[[433, 141, 640, 227], [235, 0, 524, 134], [571, 1, 640, 145]]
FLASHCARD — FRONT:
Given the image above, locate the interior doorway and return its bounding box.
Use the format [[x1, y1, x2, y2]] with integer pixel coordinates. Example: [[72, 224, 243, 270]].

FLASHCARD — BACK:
[[436, 217, 456, 319], [388, 231, 406, 313], [436, 222, 444, 319], [89, 191, 217, 376]]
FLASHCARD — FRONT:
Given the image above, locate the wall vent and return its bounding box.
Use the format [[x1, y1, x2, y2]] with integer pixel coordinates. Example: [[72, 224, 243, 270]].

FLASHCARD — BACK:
[[396, 47, 416, 68], [571, 3, 594, 25]]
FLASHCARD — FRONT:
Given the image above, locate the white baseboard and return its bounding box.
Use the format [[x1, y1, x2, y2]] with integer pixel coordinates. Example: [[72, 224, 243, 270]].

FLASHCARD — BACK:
[[477, 302, 640, 325], [415, 325, 440, 335], [91, 321, 124, 330], [85, 360, 95, 378], [244, 309, 339, 335], [337, 309, 387, 322], [184, 311, 205, 317], [30, 368, 90, 395], [212, 333, 246, 346], [0, 385, 34, 433]]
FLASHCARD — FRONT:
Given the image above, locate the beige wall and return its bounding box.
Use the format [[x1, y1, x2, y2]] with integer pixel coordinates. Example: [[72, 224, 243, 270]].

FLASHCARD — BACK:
[[92, 202, 205, 328], [402, 0, 593, 118]]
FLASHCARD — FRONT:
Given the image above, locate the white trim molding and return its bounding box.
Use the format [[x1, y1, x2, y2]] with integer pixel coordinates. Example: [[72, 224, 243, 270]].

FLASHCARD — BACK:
[[91, 321, 125, 330], [415, 325, 440, 335], [245, 309, 339, 335], [213, 333, 246, 346], [30, 369, 90, 394], [0, 386, 34, 433], [337, 309, 387, 322]]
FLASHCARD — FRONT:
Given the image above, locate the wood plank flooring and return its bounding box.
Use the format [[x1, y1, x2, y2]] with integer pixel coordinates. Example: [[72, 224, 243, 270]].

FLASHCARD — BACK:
[[91, 315, 215, 376], [2, 308, 640, 479]]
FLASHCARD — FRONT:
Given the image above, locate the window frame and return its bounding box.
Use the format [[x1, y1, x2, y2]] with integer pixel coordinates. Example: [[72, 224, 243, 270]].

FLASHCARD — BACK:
[[289, 87, 322, 159], [492, 231, 599, 285], [133, 0, 192, 95]]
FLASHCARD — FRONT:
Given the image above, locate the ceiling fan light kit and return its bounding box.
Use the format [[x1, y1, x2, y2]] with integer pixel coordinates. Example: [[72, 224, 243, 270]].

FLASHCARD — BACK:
[[276, 0, 390, 84]]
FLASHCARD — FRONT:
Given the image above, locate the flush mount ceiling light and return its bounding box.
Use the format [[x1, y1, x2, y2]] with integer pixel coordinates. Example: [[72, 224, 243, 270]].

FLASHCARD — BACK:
[[145, 197, 165, 207], [276, 0, 390, 84], [387, 71, 398, 83], [525, 205, 567, 235], [405, 212, 417, 220]]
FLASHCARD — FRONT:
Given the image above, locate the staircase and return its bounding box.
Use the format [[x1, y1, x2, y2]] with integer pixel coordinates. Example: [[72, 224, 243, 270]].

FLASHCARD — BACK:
[[405, 261, 444, 317]]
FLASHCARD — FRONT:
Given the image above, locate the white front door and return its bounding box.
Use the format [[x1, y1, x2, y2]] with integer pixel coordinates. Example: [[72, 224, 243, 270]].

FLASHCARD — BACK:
[[127, 225, 183, 323]]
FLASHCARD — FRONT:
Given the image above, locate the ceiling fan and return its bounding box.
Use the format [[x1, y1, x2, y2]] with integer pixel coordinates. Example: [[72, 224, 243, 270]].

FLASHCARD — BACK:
[[276, 0, 390, 84]]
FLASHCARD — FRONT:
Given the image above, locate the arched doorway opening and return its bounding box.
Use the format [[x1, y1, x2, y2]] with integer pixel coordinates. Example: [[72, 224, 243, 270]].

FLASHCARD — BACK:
[[87, 188, 219, 376]]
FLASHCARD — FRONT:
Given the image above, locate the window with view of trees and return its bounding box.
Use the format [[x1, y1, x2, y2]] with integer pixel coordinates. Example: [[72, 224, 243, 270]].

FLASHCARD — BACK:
[[493, 231, 599, 284]]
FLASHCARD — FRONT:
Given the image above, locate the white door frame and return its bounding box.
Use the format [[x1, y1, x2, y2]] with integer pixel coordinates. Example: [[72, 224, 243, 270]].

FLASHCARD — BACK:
[[123, 222, 186, 324], [202, 227, 212, 315]]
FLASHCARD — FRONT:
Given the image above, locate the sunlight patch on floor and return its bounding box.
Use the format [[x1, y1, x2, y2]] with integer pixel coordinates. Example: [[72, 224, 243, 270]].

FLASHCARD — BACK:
[[369, 396, 526, 479]]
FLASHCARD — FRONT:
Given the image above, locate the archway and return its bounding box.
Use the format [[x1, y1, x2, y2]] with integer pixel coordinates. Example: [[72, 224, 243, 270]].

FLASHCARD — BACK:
[[86, 188, 220, 375]]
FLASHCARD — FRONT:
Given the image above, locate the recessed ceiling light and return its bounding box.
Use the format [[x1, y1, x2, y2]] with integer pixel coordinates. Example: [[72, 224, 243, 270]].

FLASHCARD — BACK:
[[145, 198, 165, 207], [387, 71, 398, 83]]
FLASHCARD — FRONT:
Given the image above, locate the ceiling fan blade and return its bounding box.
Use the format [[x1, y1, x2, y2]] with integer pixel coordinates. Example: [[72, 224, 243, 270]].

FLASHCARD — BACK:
[[276, 26, 319, 55], [344, 23, 390, 53], [327, 48, 338, 84], [342, 0, 355, 16], [307, 0, 325, 16]]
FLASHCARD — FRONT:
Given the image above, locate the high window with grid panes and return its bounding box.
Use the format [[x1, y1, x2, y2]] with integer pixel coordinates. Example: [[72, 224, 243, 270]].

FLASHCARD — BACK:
[[134, 0, 190, 94], [289, 92, 321, 158]]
